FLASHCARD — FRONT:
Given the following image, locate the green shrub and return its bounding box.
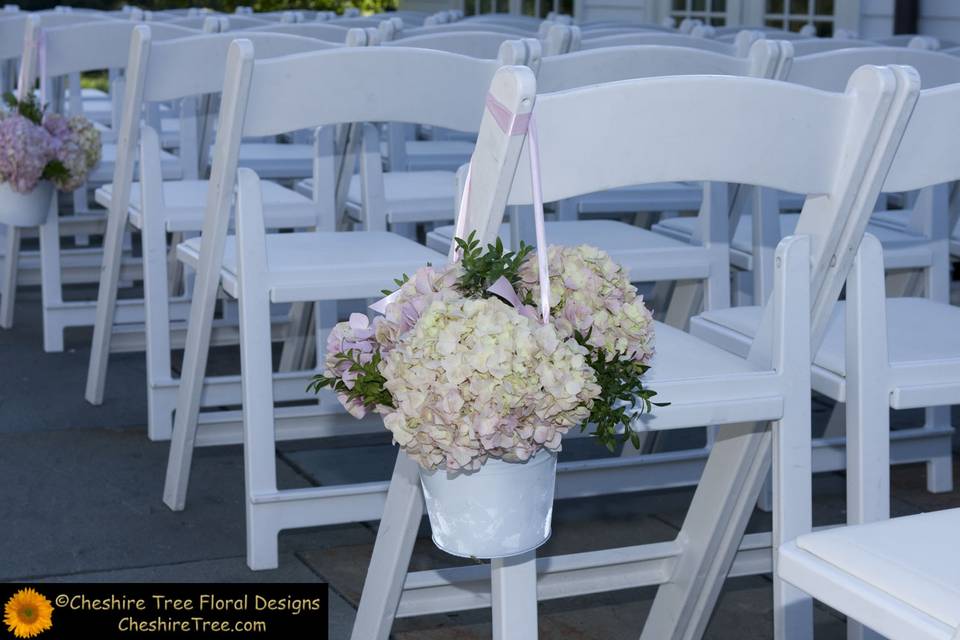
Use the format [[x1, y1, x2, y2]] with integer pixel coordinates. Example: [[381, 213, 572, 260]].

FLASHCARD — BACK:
[[13, 0, 398, 14]]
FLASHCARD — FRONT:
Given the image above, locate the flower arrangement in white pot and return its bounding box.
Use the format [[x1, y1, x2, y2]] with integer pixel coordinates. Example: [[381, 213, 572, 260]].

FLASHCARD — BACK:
[[0, 93, 101, 227], [311, 233, 664, 559]]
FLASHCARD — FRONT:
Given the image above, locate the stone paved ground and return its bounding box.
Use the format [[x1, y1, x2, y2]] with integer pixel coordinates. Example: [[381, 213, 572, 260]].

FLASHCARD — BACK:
[[2, 286, 958, 639]]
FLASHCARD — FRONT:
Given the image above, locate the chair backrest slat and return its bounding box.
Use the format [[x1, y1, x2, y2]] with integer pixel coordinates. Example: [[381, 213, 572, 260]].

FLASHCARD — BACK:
[[506, 77, 847, 204], [0, 12, 114, 61], [475, 66, 919, 351], [524, 40, 786, 94], [882, 84, 960, 193], [245, 22, 350, 42], [141, 31, 335, 102], [387, 30, 513, 58], [788, 47, 960, 90], [33, 19, 198, 78], [578, 32, 738, 55], [239, 47, 502, 137]]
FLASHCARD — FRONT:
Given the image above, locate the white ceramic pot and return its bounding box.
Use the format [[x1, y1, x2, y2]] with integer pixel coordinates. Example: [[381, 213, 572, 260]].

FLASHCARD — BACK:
[[418, 449, 558, 559], [0, 181, 54, 227]]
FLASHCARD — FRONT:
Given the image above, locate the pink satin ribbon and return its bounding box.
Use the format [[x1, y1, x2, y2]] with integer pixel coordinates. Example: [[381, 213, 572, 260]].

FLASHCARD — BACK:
[[372, 92, 551, 324], [450, 92, 551, 323]]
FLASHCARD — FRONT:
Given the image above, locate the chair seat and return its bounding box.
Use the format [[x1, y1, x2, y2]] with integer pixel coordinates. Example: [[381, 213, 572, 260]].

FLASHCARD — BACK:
[[574, 186, 803, 215], [576, 182, 704, 214], [88, 143, 183, 184], [208, 143, 314, 180], [95, 180, 319, 233], [872, 209, 960, 257], [692, 297, 960, 403], [336, 171, 456, 225], [654, 212, 932, 270], [176, 231, 444, 303], [646, 321, 766, 382], [779, 509, 960, 639], [383, 139, 474, 171], [633, 320, 783, 432], [428, 220, 712, 282]]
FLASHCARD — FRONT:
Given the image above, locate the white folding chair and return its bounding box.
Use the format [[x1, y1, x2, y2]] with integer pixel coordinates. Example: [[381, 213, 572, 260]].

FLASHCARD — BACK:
[[550, 24, 761, 57], [400, 21, 532, 39], [2, 17, 196, 347], [350, 63, 919, 639], [0, 11, 134, 314], [662, 48, 960, 501], [290, 44, 516, 235], [376, 34, 536, 175], [83, 28, 339, 438], [386, 29, 518, 58], [158, 44, 544, 568], [0, 11, 140, 300], [772, 83, 960, 634], [779, 504, 960, 640], [654, 48, 960, 311], [216, 15, 271, 31], [693, 80, 960, 637], [427, 41, 791, 324], [245, 21, 351, 42], [787, 38, 879, 55]]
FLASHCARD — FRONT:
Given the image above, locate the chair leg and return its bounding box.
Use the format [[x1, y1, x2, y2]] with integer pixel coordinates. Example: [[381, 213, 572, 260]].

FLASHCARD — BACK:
[[845, 235, 890, 640], [162, 258, 219, 511], [237, 285, 282, 570], [491, 551, 539, 640], [845, 236, 890, 526], [663, 280, 702, 330], [771, 234, 813, 640], [640, 422, 771, 640], [756, 473, 773, 513], [278, 301, 312, 372], [0, 224, 20, 329], [924, 406, 954, 493], [38, 199, 65, 353], [142, 214, 176, 441], [85, 195, 129, 405], [351, 453, 423, 640]]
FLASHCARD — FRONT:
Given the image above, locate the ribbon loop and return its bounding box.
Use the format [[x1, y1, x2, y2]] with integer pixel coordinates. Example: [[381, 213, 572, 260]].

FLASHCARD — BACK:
[[379, 91, 551, 324]]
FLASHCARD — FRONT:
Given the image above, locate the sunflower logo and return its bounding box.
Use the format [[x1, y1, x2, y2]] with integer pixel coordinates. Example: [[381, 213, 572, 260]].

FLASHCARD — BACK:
[[3, 589, 52, 638]]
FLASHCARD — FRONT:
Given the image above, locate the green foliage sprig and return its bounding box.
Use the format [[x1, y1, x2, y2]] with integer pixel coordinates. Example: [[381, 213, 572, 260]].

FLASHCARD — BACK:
[[455, 231, 533, 300], [308, 350, 394, 411], [2, 92, 44, 125], [576, 329, 668, 452]]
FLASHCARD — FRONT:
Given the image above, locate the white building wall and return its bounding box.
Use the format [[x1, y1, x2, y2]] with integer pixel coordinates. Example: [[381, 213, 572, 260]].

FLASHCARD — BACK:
[[918, 0, 960, 42], [858, 0, 893, 39], [577, 0, 649, 24], [399, 0, 960, 44]]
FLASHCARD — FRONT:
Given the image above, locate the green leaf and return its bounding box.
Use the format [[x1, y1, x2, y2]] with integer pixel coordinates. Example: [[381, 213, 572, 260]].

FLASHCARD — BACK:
[[41, 159, 69, 182], [575, 339, 669, 452]]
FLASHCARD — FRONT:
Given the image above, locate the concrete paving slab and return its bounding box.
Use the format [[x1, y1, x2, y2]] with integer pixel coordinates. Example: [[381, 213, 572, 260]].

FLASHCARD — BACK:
[[0, 428, 367, 580], [345, 578, 846, 639], [890, 459, 960, 512], [0, 289, 148, 433], [328, 589, 357, 640], [33, 554, 321, 583]]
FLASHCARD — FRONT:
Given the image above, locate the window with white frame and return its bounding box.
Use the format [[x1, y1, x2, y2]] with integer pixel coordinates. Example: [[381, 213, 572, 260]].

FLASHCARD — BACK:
[[764, 0, 835, 36], [670, 0, 729, 26]]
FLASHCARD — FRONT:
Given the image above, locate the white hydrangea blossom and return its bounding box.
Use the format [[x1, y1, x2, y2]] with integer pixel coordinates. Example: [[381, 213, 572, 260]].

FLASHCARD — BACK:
[[380, 296, 600, 471], [519, 245, 655, 363]]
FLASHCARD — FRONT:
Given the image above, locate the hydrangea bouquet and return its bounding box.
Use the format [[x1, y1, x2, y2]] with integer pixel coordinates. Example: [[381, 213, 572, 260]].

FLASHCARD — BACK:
[[310, 233, 665, 472], [0, 93, 102, 194]]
